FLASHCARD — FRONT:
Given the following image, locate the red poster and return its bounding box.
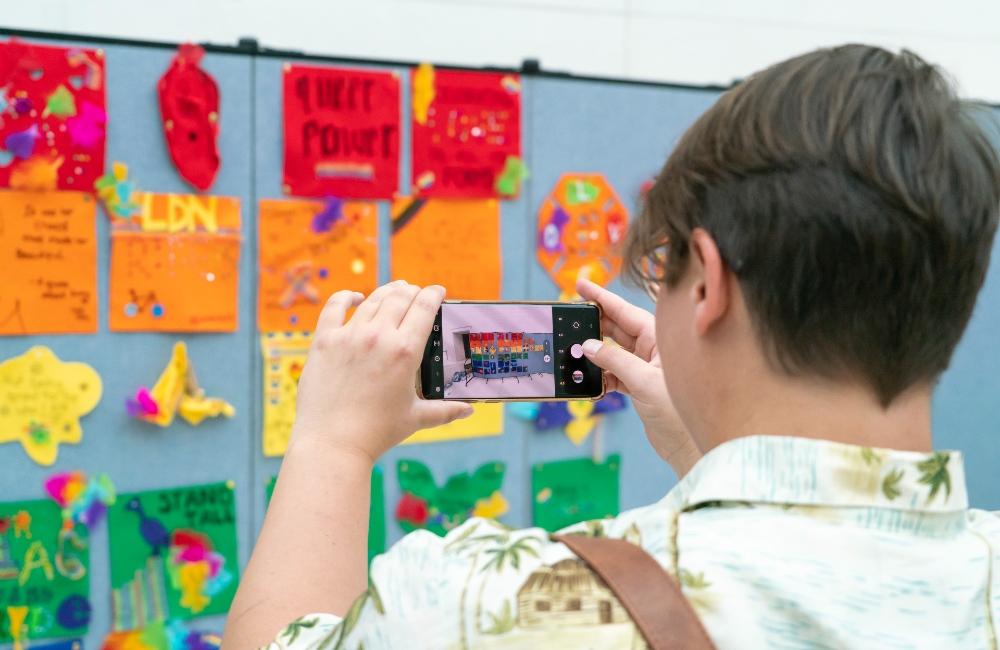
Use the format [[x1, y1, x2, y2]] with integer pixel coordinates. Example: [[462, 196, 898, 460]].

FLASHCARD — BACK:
[[411, 68, 521, 198], [0, 39, 107, 191], [283, 64, 400, 199]]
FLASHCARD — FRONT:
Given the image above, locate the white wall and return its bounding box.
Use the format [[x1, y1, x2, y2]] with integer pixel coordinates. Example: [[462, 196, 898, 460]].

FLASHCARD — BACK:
[[5, 0, 1000, 102]]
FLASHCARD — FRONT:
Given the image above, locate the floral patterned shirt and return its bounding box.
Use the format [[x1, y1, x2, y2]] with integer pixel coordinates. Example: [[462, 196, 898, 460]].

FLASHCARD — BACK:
[[265, 435, 1000, 649]]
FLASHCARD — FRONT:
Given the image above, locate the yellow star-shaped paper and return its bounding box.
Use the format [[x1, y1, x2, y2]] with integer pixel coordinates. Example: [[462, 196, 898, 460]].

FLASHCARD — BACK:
[[0, 346, 102, 465]]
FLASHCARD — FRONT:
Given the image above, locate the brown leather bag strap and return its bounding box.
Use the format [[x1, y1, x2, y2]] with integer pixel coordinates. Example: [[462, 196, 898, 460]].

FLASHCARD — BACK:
[[552, 533, 715, 650]]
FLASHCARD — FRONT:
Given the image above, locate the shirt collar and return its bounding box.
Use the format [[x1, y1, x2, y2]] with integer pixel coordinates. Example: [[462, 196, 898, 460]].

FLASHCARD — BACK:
[[673, 435, 968, 513]]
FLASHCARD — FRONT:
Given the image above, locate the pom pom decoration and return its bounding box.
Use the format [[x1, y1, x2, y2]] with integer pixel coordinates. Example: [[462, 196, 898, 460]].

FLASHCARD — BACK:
[[44, 470, 116, 529], [95, 161, 140, 219]]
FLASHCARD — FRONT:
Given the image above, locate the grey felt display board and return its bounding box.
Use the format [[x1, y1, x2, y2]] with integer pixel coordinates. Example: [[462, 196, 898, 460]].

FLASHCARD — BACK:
[[0, 31, 999, 648]]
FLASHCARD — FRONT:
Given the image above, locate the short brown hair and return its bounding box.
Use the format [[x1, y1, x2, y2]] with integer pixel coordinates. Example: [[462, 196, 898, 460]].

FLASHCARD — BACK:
[[626, 45, 1000, 404]]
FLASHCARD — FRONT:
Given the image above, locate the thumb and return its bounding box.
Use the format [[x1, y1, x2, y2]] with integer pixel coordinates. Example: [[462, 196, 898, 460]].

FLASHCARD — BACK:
[[412, 400, 475, 431], [582, 338, 649, 390]]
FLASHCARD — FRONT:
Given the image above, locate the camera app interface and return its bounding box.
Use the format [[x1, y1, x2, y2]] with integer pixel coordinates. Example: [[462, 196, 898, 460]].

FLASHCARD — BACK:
[[427, 302, 601, 399]]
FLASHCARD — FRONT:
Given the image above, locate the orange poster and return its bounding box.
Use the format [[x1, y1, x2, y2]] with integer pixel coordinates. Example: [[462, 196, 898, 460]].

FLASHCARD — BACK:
[[390, 196, 501, 299], [0, 190, 97, 335], [109, 193, 242, 332], [258, 198, 378, 332]]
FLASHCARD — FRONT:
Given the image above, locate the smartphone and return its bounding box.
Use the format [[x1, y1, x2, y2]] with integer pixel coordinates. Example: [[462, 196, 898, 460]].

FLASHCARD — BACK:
[[419, 300, 605, 401]]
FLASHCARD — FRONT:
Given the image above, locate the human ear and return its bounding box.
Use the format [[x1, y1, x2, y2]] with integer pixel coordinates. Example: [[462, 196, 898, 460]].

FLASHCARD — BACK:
[[688, 228, 730, 336]]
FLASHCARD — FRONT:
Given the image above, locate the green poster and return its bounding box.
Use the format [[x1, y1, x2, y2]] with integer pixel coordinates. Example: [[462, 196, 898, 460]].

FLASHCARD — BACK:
[[395, 460, 508, 537], [0, 499, 91, 643], [107, 481, 238, 628], [266, 465, 386, 563], [531, 454, 621, 532]]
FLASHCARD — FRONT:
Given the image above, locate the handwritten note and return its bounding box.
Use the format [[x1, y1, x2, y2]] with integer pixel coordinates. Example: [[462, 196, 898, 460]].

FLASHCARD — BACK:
[[283, 64, 401, 198], [109, 193, 241, 332], [258, 198, 378, 332], [107, 481, 239, 625], [0, 190, 97, 335], [0, 346, 102, 466], [390, 196, 501, 300]]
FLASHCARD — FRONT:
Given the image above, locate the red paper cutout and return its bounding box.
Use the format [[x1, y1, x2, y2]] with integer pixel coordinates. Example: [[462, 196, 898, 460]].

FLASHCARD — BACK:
[[283, 64, 400, 199], [411, 69, 521, 198], [0, 39, 106, 191], [158, 44, 220, 191]]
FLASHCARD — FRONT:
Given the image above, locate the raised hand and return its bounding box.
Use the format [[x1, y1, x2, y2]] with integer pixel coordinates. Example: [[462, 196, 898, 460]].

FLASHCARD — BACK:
[[576, 278, 701, 477]]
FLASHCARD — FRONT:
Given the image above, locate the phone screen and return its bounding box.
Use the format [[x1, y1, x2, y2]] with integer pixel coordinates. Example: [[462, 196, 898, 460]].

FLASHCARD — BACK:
[[420, 301, 604, 400]]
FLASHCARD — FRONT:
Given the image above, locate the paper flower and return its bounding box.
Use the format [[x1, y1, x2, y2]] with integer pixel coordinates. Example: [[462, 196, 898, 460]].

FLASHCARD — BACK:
[[311, 197, 343, 233], [472, 490, 509, 519], [412, 62, 435, 125], [67, 100, 107, 148], [494, 155, 528, 197], [10, 155, 63, 191], [395, 493, 429, 526], [95, 162, 140, 219], [45, 84, 77, 118], [5, 124, 39, 159]]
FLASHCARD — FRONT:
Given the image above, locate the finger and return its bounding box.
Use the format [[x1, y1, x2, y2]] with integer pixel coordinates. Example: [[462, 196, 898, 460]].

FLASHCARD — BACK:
[[399, 285, 446, 343], [577, 278, 653, 339], [373, 282, 420, 328], [603, 372, 624, 395], [352, 280, 407, 323], [581, 338, 653, 391], [601, 317, 637, 352], [314, 290, 364, 332], [412, 400, 474, 430]]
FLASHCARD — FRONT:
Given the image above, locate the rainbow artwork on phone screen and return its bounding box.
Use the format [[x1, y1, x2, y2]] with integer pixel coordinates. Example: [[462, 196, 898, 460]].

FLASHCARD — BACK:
[[425, 302, 603, 400]]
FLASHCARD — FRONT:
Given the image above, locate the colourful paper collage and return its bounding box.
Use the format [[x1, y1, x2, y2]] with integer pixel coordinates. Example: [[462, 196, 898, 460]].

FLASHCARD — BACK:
[[101, 620, 221, 649], [0, 190, 97, 335], [0, 499, 92, 645], [109, 192, 242, 332], [260, 332, 311, 457], [283, 64, 400, 198], [395, 460, 508, 536], [266, 466, 386, 564], [390, 196, 501, 300], [410, 67, 521, 197], [531, 454, 620, 532], [107, 482, 239, 627], [0, 40, 107, 192], [258, 198, 378, 332], [0, 346, 102, 466], [126, 342, 235, 428], [536, 173, 629, 295]]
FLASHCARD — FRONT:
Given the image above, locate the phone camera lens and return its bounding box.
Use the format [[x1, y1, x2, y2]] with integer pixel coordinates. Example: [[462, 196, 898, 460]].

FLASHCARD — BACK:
[[572, 370, 584, 383]]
